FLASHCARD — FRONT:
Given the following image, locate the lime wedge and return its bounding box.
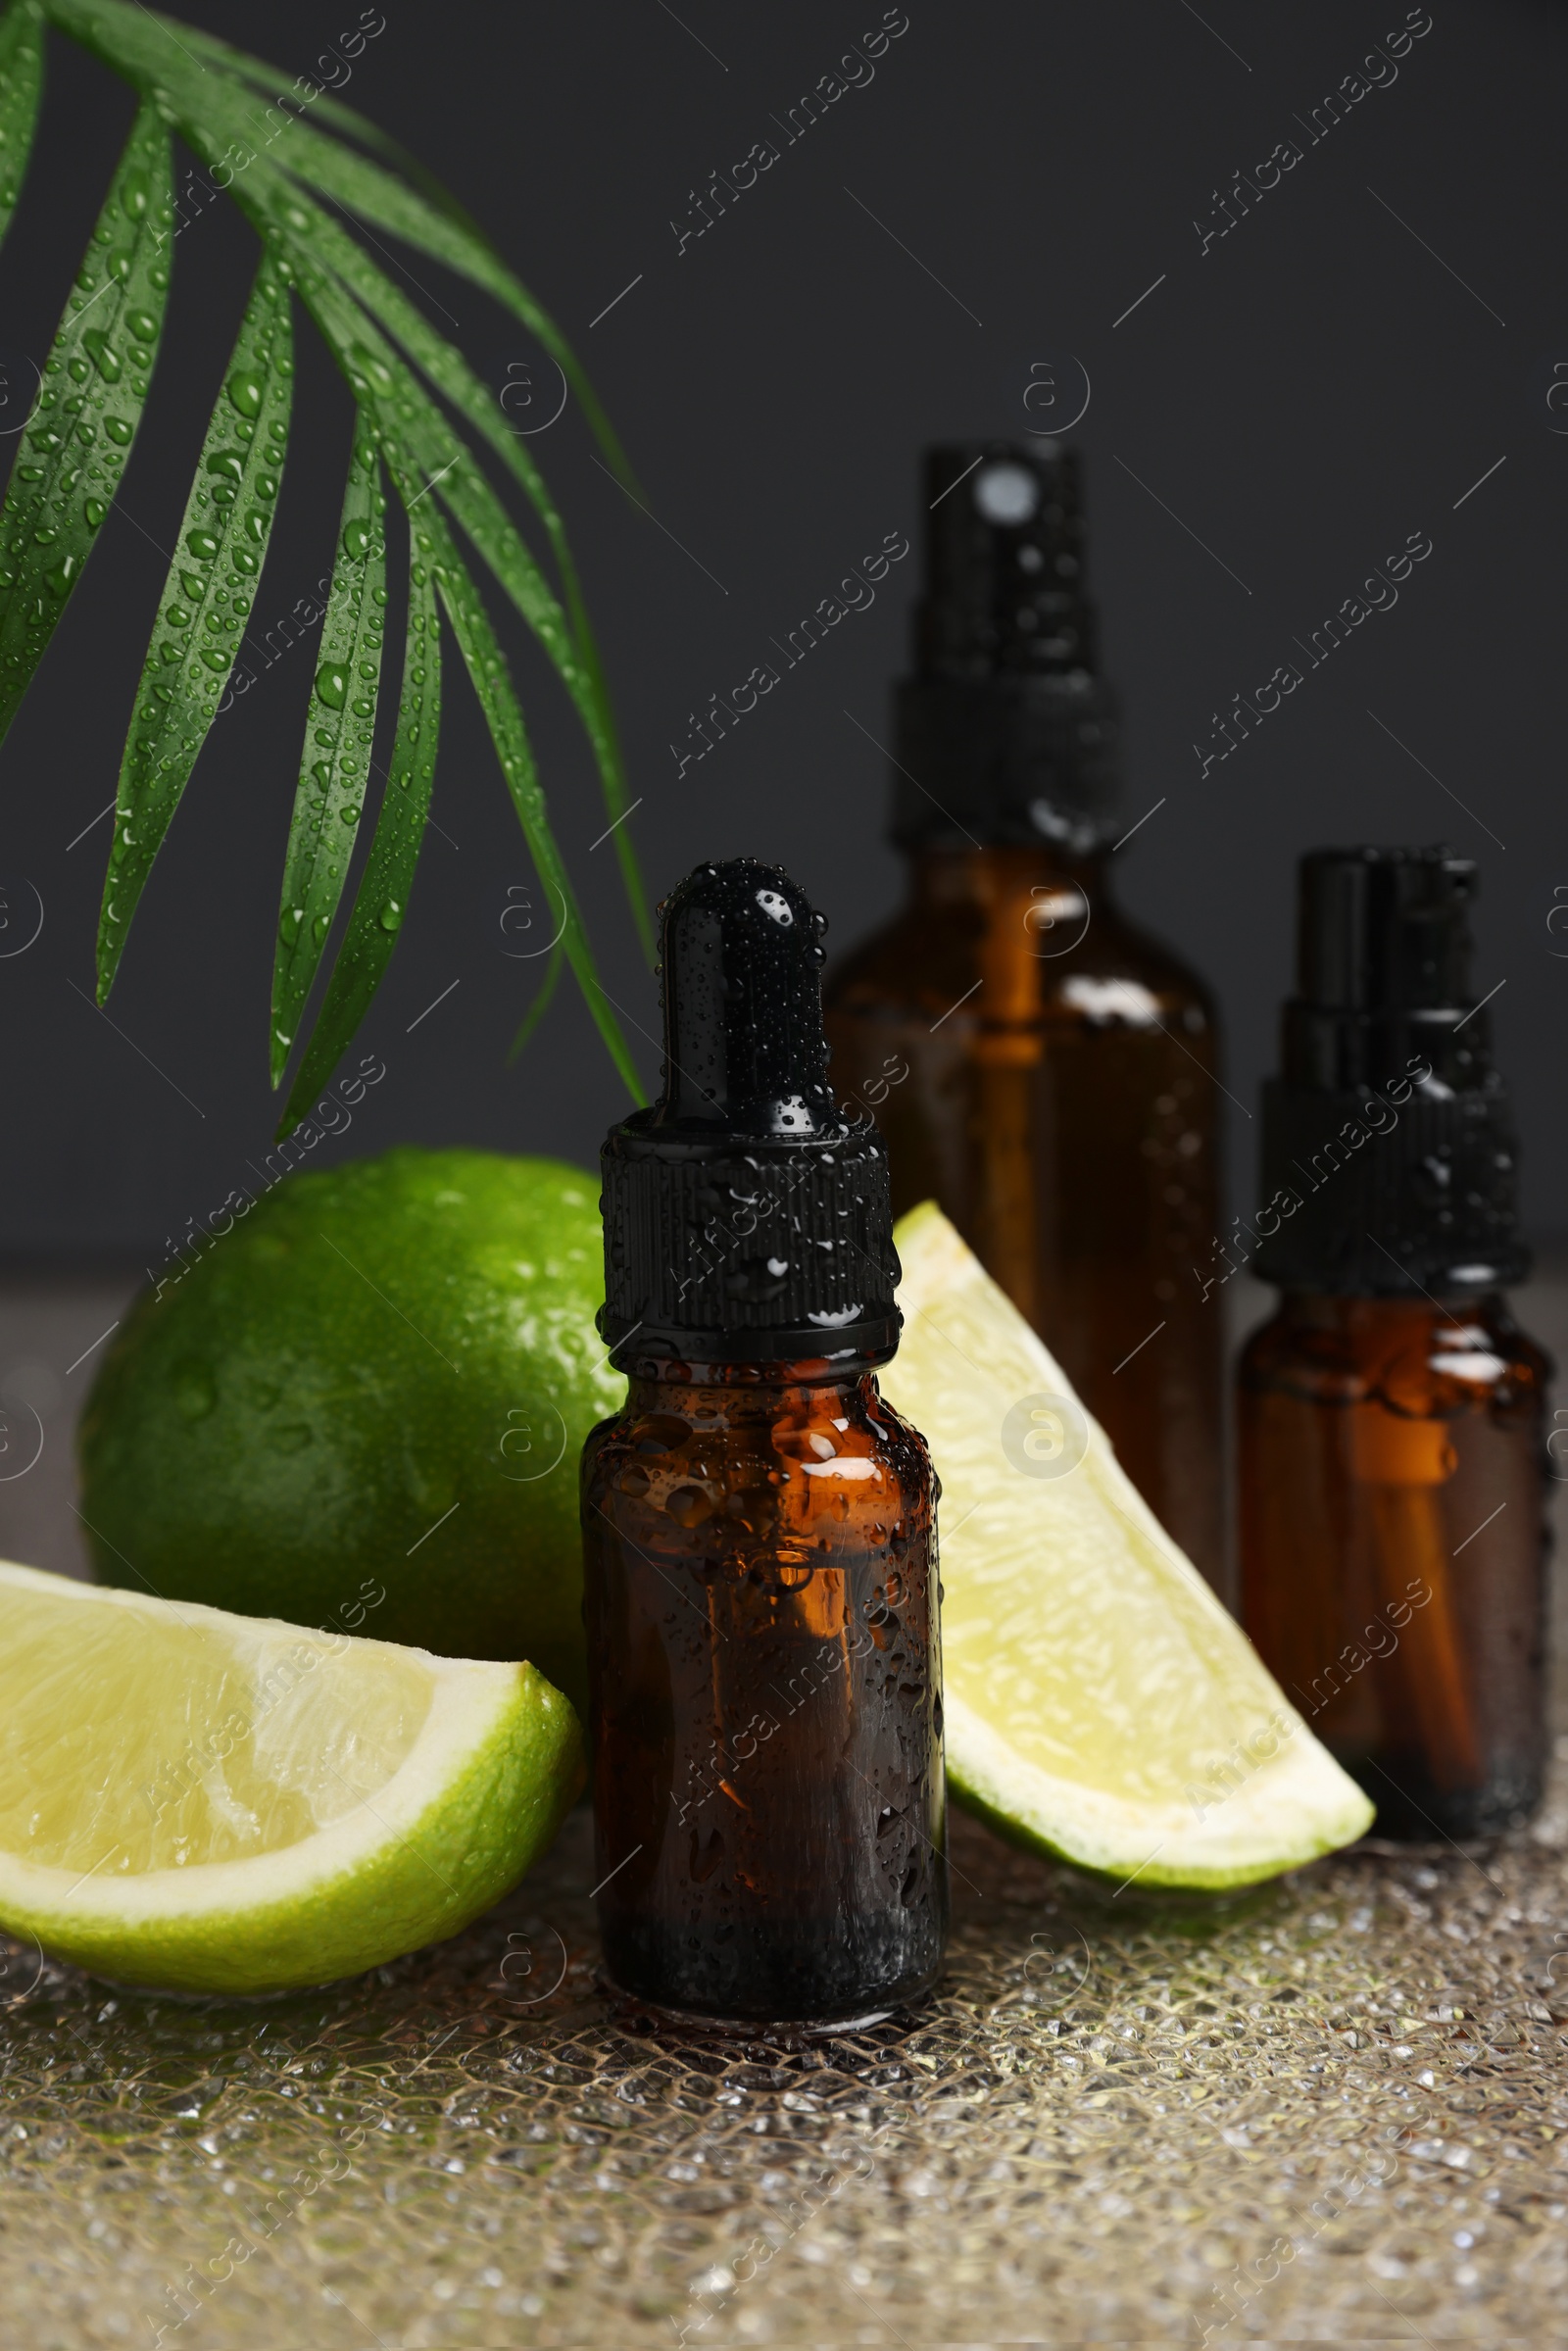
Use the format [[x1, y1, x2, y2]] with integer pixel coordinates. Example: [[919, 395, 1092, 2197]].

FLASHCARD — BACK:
[[882, 1205, 1373, 1889], [0, 1560, 583, 1992]]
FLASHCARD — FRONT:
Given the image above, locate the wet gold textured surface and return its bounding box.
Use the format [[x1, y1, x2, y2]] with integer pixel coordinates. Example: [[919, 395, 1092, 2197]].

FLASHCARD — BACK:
[[3, 1780, 1568, 2348]]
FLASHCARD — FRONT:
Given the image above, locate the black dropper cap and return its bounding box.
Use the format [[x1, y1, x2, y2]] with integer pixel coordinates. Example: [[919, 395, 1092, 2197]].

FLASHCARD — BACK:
[[1253, 847, 1528, 1296], [892, 441, 1121, 855], [597, 859, 902, 1369]]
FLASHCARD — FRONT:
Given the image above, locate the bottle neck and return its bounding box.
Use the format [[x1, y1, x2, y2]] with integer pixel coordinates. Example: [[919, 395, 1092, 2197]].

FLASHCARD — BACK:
[[907, 841, 1108, 908], [623, 1358, 882, 1418], [1271, 1290, 1508, 1332]]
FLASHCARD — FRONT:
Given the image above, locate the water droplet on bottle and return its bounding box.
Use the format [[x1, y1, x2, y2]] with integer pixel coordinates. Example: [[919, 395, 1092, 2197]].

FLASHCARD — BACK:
[[315, 663, 347, 709]]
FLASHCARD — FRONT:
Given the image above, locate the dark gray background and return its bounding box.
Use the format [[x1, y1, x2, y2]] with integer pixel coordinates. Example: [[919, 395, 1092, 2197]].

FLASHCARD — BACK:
[[0, 0, 1562, 1261]]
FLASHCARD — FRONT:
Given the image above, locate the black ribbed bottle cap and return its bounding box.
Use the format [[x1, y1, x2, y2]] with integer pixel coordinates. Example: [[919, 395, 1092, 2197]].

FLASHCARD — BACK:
[[1253, 846, 1528, 1295], [597, 859, 902, 1369], [892, 441, 1121, 855]]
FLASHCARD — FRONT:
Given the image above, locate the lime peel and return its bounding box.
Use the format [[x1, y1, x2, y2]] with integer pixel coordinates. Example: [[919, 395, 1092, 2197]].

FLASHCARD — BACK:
[[883, 1202, 1374, 1890], [0, 1561, 583, 1992]]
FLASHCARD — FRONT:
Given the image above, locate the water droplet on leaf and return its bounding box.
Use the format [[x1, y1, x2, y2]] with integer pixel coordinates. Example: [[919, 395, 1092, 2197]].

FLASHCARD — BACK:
[[225, 369, 264, 418]]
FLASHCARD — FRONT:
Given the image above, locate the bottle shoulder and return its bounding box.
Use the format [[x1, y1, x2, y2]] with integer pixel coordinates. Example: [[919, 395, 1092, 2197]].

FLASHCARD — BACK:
[[826, 890, 1217, 1025], [1239, 1292, 1550, 1412], [581, 1372, 935, 1523]]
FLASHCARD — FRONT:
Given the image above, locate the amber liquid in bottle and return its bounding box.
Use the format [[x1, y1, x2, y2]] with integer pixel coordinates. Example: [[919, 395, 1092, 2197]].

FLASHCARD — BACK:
[[582, 1354, 945, 2025], [826, 840, 1224, 1585], [1241, 844, 1550, 1839], [1240, 1293, 1548, 1837], [587, 856, 947, 2029]]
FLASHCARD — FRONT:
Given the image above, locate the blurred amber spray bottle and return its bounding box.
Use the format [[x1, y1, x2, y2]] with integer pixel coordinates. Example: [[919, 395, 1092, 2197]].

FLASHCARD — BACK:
[[825, 443, 1225, 1588], [1240, 847, 1550, 1837]]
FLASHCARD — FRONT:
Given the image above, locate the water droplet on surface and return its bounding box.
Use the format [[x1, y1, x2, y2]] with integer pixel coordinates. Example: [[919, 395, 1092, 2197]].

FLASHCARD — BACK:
[[279, 906, 305, 942], [125, 309, 158, 345], [312, 912, 329, 945], [341, 519, 371, 561], [185, 529, 219, 561], [315, 663, 347, 709], [104, 416, 132, 446], [339, 803, 362, 824], [165, 605, 190, 627], [378, 900, 403, 931], [83, 498, 107, 528], [206, 451, 244, 484]]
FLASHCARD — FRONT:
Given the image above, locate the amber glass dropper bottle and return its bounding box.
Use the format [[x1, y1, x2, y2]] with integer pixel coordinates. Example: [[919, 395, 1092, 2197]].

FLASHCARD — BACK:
[[582, 857, 947, 2030], [825, 442, 1225, 1590], [1240, 847, 1550, 1839]]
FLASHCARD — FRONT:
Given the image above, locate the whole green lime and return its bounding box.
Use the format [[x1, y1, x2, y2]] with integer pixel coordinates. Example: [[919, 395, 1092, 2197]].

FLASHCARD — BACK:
[[78, 1149, 620, 1711]]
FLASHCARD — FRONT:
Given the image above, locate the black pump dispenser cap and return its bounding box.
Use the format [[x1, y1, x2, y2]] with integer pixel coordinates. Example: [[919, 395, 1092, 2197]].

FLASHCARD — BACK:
[[892, 441, 1121, 856], [598, 859, 902, 1368], [1253, 846, 1528, 1296]]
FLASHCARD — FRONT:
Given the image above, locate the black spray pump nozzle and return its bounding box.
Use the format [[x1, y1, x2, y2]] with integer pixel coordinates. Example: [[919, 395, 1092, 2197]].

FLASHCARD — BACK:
[[598, 858, 901, 1368], [1282, 846, 1486, 1093], [1297, 844, 1476, 1014], [917, 441, 1099, 681], [651, 859, 834, 1137], [1254, 845, 1527, 1298], [893, 440, 1121, 855]]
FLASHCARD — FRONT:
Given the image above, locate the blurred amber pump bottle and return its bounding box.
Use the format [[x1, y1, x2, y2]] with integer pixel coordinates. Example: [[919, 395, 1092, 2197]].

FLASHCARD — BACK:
[[1240, 849, 1550, 1838], [826, 444, 1224, 1585]]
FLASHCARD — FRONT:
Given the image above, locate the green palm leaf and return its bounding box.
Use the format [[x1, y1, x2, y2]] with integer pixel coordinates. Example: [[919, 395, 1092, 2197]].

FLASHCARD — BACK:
[[0, 97, 169, 748], [8, 0, 652, 1103], [97, 252, 291, 998], [0, 0, 43, 260], [270, 410, 386, 1086], [278, 554, 440, 1136], [429, 513, 643, 1106]]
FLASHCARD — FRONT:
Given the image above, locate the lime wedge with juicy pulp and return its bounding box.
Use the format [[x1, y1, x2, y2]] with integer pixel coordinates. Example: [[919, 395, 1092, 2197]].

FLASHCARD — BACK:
[[0, 1561, 583, 1993], [881, 1205, 1373, 1889]]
